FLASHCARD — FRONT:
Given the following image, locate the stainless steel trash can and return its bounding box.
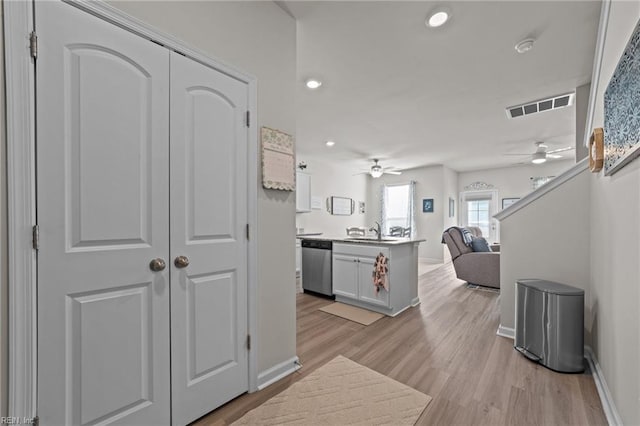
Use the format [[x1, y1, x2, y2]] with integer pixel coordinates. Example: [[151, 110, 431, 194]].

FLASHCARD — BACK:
[[515, 279, 584, 373]]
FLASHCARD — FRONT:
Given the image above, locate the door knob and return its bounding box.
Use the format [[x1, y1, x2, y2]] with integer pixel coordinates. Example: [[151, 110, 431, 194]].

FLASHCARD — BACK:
[[174, 255, 190, 268], [149, 258, 166, 272]]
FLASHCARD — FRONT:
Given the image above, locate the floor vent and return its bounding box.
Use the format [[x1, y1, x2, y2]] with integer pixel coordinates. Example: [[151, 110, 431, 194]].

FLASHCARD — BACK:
[[506, 92, 575, 119]]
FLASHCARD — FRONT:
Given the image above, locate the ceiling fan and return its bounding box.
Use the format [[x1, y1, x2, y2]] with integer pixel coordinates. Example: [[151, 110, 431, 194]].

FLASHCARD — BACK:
[[505, 142, 574, 164], [357, 159, 402, 178]]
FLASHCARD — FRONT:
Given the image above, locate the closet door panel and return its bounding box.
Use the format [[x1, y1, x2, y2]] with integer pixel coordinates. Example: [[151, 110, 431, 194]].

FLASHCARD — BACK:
[[170, 51, 249, 425], [36, 2, 171, 425], [186, 88, 236, 240]]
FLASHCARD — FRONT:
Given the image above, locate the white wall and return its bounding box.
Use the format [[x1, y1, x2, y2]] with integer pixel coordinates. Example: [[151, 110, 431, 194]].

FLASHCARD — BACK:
[[107, 1, 297, 376], [498, 168, 591, 332], [442, 166, 458, 262], [295, 158, 367, 236], [458, 160, 574, 207], [0, 1, 8, 417], [575, 83, 591, 161], [366, 165, 446, 262], [588, 2, 640, 423]]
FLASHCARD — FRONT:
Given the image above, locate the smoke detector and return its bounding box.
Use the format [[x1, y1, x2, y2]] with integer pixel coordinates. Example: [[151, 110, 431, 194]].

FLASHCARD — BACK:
[[515, 38, 535, 54]]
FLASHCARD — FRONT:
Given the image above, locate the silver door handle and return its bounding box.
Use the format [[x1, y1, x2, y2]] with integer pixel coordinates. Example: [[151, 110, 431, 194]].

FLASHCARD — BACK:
[[174, 255, 190, 268], [149, 258, 166, 272]]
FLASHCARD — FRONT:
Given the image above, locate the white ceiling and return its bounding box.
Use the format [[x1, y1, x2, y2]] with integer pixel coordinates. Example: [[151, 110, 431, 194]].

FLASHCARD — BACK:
[[285, 1, 601, 172]]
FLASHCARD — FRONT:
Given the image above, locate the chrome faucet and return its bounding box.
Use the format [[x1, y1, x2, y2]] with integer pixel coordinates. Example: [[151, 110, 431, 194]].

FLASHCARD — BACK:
[[369, 222, 382, 240]]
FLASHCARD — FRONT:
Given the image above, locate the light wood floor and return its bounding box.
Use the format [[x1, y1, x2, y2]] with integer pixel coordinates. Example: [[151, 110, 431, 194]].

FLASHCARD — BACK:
[[194, 263, 607, 425]]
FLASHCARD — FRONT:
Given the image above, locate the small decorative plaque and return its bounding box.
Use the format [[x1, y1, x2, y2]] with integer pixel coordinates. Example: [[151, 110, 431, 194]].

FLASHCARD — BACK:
[[261, 127, 295, 191]]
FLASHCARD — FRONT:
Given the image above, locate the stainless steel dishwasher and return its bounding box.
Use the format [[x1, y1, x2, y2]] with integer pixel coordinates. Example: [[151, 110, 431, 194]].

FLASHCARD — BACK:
[[301, 239, 333, 297]]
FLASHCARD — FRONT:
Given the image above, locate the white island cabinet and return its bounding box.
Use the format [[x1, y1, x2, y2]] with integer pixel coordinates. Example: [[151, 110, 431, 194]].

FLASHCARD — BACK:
[[332, 241, 421, 316]]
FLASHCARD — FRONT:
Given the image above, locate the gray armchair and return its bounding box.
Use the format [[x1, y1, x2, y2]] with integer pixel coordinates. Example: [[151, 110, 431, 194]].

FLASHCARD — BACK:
[[442, 227, 500, 289]]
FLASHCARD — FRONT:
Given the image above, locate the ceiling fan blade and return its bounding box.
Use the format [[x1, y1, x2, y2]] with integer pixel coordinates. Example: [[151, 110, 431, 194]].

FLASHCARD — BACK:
[[352, 172, 369, 176], [547, 146, 574, 154], [385, 171, 402, 175], [503, 153, 530, 156], [547, 154, 564, 159]]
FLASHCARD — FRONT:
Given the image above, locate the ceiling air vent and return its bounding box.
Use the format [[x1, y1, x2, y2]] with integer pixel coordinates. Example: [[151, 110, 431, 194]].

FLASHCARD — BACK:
[[506, 92, 575, 119]]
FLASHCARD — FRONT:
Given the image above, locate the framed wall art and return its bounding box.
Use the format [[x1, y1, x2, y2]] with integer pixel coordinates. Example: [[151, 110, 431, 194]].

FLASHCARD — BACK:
[[261, 127, 295, 190], [502, 198, 520, 210], [531, 176, 555, 190], [604, 18, 640, 176], [327, 196, 355, 216], [422, 198, 434, 213]]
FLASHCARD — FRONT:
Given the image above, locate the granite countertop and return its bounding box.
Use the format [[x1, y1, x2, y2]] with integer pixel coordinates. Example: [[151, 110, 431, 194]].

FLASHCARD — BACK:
[[296, 232, 323, 237], [298, 235, 425, 246]]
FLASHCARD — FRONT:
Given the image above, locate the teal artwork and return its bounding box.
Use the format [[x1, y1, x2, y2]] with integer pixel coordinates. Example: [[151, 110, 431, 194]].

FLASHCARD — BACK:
[[604, 18, 640, 175]]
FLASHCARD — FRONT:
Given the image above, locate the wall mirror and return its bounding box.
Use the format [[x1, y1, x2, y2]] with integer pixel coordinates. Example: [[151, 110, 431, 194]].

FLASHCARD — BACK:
[[327, 196, 355, 215]]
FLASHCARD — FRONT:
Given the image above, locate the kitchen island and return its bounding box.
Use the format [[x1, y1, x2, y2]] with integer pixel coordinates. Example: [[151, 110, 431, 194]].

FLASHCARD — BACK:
[[329, 237, 424, 316]]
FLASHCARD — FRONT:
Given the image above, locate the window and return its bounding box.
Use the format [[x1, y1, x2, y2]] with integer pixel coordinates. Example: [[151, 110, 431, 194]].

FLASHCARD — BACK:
[[466, 199, 491, 237], [460, 189, 498, 242], [381, 182, 415, 237]]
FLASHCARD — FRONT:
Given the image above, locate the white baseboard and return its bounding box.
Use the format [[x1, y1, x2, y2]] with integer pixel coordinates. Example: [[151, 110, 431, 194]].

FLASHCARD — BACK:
[[256, 356, 301, 391], [584, 346, 622, 426], [496, 324, 515, 339], [390, 300, 420, 317]]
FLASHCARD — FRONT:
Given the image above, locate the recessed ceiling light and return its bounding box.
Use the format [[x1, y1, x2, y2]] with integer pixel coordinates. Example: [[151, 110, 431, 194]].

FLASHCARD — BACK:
[[325, 140, 335, 147], [426, 10, 450, 28], [515, 38, 535, 54], [305, 79, 322, 89]]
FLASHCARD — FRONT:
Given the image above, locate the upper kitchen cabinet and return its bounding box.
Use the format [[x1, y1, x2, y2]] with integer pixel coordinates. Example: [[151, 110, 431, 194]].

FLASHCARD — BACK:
[[296, 171, 311, 212]]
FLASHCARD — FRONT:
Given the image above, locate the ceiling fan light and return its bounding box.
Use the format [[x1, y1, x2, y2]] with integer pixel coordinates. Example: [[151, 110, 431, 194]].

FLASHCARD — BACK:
[[370, 166, 383, 178], [531, 152, 547, 164]]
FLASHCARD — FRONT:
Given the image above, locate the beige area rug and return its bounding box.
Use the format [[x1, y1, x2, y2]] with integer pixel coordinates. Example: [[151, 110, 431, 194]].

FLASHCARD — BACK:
[[319, 302, 384, 325], [232, 355, 432, 426]]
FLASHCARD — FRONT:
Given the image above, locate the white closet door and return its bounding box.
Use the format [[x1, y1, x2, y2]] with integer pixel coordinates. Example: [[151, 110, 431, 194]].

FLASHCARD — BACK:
[[36, 2, 171, 425], [169, 52, 249, 425]]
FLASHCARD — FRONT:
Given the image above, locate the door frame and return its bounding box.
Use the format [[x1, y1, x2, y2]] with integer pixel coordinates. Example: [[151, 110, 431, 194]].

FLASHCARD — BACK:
[[4, 0, 260, 418]]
